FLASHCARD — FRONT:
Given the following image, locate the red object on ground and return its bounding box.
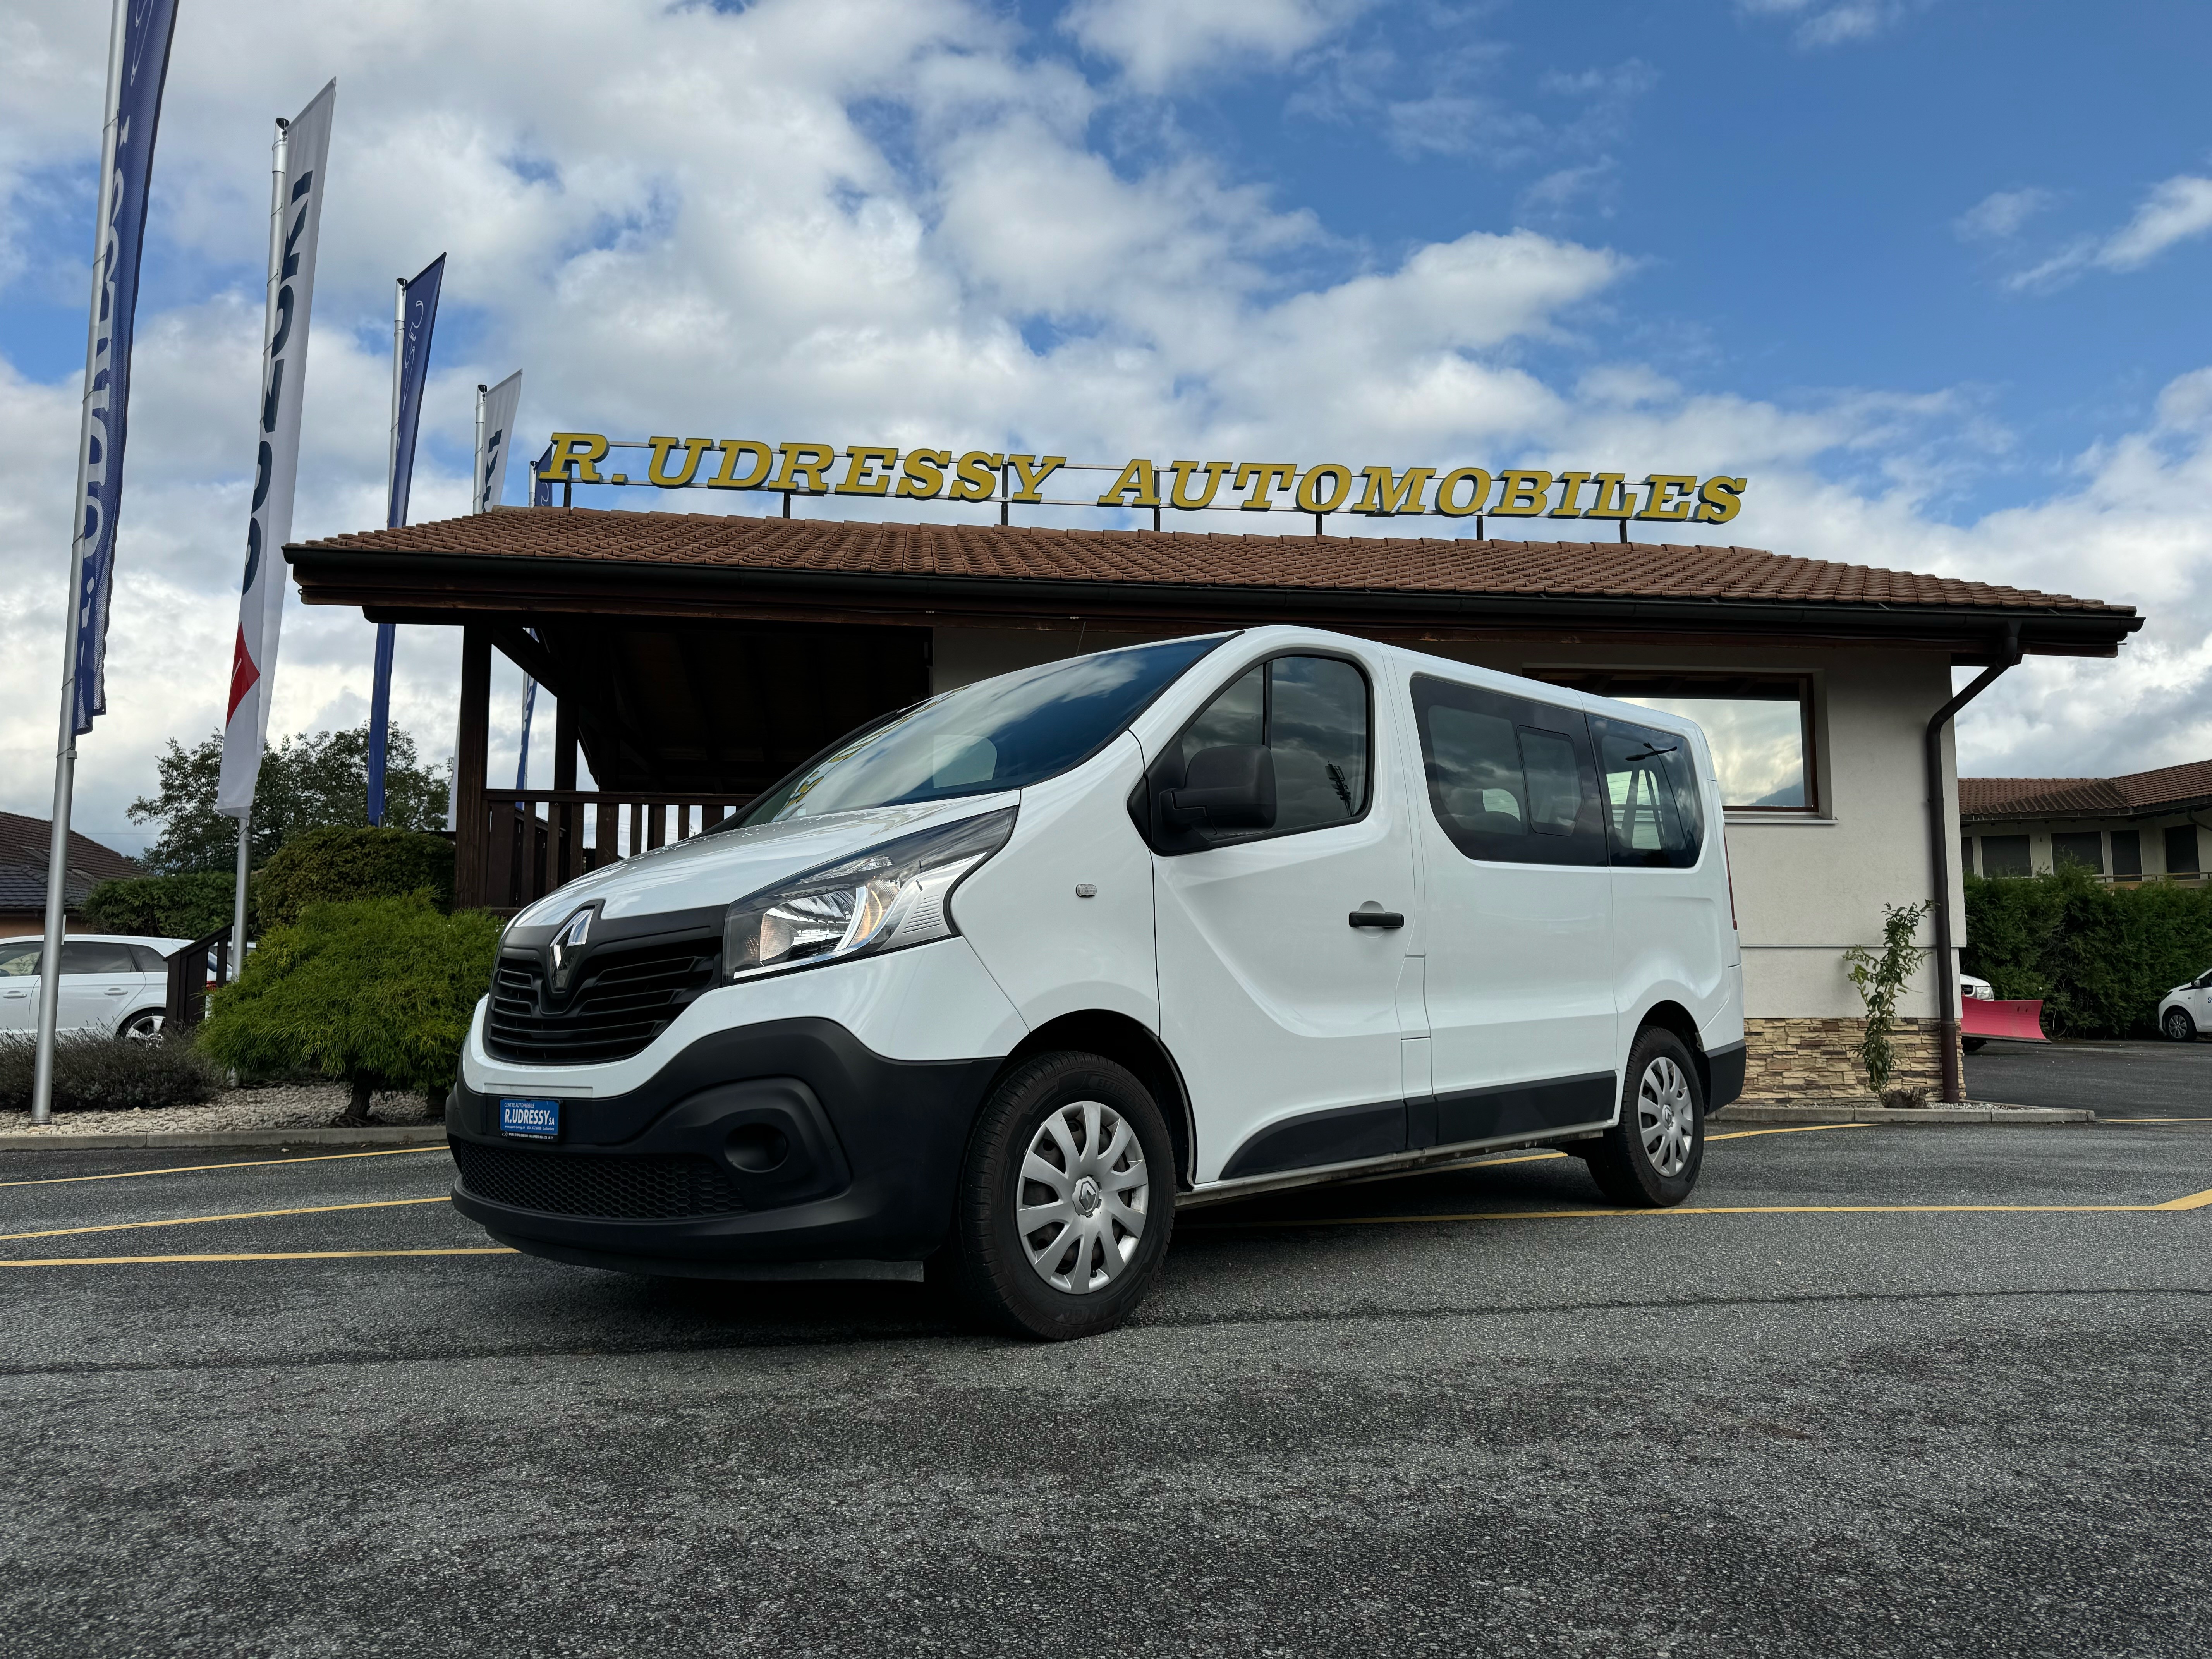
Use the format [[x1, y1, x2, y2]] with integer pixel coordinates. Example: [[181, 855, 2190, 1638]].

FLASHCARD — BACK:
[[1961, 997, 2047, 1042]]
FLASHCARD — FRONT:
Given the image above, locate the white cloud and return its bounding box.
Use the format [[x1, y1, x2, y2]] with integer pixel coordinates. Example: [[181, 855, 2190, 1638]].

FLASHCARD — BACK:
[[1061, 0, 1376, 93], [2006, 173, 2212, 291], [1954, 187, 2051, 242], [2, 0, 2209, 852], [1734, 0, 1921, 50]]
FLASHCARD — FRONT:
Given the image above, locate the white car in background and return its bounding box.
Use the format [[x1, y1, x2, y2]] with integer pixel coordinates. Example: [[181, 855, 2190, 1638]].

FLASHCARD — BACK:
[[2159, 969, 2212, 1042], [0, 935, 190, 1041]]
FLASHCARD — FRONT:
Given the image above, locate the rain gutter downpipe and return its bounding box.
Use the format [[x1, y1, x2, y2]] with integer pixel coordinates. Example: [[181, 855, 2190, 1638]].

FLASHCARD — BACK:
[[1927, 620, 2022, 1103]]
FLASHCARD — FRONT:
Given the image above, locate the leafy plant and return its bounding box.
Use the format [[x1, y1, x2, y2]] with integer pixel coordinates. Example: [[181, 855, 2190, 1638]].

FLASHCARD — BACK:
[[1963, 864, 2212, 1037], [82, 870, 240, 941], [255, 826, 455, 931], [196, 895, 501, 1123], [0, 1032, 222, 1113], [129, 723, 449, 874], [1844, 901, 1930, 1096]]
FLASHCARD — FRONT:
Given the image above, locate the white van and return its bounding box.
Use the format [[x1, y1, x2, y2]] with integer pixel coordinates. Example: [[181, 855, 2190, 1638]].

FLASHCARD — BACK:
[[451, 627, 1745, 1338]]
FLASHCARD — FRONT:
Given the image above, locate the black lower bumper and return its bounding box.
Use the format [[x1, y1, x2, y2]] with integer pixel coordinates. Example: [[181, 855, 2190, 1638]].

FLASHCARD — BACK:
[[1705, 1039, 1747, 1111], [448, 1018, 1001, 1273]]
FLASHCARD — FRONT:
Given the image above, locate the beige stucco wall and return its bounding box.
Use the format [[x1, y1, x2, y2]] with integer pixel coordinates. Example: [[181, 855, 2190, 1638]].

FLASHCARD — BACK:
[[931, 625, 1965, 1026]]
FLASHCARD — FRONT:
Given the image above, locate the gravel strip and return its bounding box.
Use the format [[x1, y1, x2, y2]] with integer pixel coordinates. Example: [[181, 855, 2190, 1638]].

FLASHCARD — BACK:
[[0, 1082, 441, 1137]]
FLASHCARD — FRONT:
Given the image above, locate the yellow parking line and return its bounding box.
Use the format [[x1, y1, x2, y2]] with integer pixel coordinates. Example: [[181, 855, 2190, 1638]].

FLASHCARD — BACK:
[[2153, 1187, 2212, 1211], [0, 1146, 447, 1190], [0, 1247, 515, 1269], [1707, 1124, 1876, 1141], [0, 1195, 452, 1243]]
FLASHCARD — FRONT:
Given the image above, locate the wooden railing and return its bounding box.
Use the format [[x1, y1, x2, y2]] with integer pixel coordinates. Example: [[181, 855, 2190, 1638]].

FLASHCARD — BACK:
[[469, 791, 757, 911]]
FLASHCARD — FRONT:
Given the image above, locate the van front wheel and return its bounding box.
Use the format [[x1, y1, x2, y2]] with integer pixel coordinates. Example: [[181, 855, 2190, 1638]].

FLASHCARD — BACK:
[[1584, 1027, 1705, 1208], [950, 1051, 1176, 1341]]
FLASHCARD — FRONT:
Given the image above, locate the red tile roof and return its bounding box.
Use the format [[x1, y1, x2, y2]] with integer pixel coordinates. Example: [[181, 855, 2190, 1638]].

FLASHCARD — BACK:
[[298, 506, 2134, 617], [1960, 761, 2212, 821]]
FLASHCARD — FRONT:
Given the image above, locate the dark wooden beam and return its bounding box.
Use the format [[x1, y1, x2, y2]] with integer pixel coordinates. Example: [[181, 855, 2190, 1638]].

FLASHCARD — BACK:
[[454, 625, 492, 909]]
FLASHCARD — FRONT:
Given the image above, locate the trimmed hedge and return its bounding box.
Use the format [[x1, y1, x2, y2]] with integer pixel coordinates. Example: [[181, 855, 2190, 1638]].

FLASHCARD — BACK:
[[196, 895, 501, 1109], [255, 825, 454, 931], [82, 870, 239, 941], [1963, 865, 2212, 1038], [0, 1031, 222, 1113]]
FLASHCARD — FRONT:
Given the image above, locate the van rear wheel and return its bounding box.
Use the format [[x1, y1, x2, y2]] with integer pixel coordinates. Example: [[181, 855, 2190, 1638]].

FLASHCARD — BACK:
[[1584, 1027, 1705, 1208], [949, 1051, 1176, 1341]]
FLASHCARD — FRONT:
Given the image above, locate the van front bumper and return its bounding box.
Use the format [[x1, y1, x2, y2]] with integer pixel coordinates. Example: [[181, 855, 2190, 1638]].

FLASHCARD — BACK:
[[447, 1018, 1001, 1275]]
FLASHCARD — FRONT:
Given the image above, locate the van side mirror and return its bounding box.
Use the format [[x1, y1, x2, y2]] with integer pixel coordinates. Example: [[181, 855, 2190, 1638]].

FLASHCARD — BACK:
[[1163, 745, 1277, 831]]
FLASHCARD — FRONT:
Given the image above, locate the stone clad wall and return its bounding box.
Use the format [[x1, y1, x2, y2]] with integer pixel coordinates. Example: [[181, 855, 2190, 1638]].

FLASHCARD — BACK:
[[1739, 1016, 1948, 1102]]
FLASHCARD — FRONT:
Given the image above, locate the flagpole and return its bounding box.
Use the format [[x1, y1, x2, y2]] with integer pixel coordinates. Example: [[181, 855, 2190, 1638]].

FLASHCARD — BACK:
[[229, 112, 291, 984], [30, 0, 131, 1126]]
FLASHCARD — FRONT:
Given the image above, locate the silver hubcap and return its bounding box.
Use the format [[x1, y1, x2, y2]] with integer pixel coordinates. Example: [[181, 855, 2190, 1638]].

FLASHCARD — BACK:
[[1638, 1056, 1695, 1178], [1019, 1100, 1149, 1295], [125, 1013, 163, 1041]]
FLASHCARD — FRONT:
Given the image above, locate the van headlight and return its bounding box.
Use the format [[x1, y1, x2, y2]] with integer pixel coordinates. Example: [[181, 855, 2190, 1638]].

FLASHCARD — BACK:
[[722, 808, 1016, 981]]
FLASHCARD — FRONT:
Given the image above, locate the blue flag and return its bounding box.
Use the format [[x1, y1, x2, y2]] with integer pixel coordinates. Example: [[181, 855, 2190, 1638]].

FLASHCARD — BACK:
[[386, 254, 443, 529], [532, 443, 555, 507], [368, 252, 444, 824], [70, 0, 181, 735]]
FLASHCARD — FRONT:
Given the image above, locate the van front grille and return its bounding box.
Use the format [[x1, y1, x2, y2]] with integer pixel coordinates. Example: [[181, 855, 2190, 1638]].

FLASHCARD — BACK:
[[483, 933, 718, 1065], [451, 1137, 745, 1219]]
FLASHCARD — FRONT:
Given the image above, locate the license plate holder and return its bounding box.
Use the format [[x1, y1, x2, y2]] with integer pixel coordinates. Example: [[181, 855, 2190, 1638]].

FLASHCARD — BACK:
[[498, 1097, 561, 1140]]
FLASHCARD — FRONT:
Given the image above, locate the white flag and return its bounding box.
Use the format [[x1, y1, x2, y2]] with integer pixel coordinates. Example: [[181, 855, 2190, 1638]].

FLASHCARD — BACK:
[[475, 370, 522, 514], [217, 80, 336, 817]]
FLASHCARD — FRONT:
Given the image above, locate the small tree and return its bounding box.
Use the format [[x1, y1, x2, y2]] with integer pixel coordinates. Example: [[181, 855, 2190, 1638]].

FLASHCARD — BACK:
[[129, 724, 450, 873], [1843, 901, 1930, 1099], [196, 895, 501, 1124]]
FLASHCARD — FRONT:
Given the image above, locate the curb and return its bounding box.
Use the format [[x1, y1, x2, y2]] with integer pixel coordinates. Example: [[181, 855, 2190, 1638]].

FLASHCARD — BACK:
[[1718, 1103, 2094, 1126], [0, 1124, 448, 1152]]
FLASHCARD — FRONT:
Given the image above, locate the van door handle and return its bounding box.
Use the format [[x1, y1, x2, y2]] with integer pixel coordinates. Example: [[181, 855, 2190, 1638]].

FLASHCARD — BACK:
[[1348, 908, 1405, 930]]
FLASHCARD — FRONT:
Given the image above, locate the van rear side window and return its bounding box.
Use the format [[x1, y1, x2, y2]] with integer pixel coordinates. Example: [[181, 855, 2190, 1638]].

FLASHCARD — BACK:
[[1412, 676, 1605, 867], [1589, 716, 1705, 869]]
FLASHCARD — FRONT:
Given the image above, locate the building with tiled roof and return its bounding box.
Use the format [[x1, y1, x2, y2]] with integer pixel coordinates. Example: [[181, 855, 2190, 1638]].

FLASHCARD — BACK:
[[0, 812, 143, 936], [1961, 760, 2211, 882], [289, 497, 2144, 1104]]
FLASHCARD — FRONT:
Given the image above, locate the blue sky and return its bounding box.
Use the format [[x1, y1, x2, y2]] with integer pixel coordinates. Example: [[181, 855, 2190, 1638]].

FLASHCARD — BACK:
[[3, 0, 2210, 850]]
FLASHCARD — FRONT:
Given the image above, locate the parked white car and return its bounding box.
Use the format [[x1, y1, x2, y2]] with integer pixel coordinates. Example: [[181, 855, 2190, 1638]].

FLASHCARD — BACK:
[[2159, 969, 2212, 1042], [451, 627, 1745, 1338], [0, 934, 190, 1041]]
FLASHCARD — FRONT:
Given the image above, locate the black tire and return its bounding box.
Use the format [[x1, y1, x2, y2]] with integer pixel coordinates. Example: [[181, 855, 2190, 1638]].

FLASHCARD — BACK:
[[1961, 1036, 1987, 1053], [2164, 1008, 2198, 1042], [948, 1051, 1176, 1341], [1585, 1026, 1705, 1208]]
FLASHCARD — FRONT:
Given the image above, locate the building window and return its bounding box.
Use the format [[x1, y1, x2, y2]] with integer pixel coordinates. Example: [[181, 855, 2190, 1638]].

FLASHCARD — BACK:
[[1532, 672, 1814, 812], [1961, 836, 1975, 876], [2165, 824, 2202, 876], [2111, 830, 2143, 878], [2051, 831, 2104, 874], [1981, 834, 2032, 877]]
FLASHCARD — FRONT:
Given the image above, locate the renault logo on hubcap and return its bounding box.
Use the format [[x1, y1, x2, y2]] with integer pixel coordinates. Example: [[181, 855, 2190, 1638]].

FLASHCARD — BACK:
[[1073, 1175, 1102, 1217]]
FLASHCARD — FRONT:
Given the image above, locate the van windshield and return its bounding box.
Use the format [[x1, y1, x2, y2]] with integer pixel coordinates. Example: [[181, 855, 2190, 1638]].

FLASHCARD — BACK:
[[733, 635, 1228, 826]]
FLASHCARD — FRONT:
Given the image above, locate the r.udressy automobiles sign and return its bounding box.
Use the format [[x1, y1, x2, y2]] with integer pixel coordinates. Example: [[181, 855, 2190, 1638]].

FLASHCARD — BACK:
[[537, 431, 1747, 524]]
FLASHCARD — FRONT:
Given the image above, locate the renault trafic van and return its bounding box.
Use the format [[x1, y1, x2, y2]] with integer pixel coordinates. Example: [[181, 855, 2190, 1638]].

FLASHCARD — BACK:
[[450, 627, 1745, 1338]]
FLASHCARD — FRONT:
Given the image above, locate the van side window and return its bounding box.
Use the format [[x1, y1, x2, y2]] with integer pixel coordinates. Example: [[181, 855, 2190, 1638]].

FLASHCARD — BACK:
[[1590, 716, 1705, 869], [1412, 675, 1605, 867], [1150, 654, 1371, 849]]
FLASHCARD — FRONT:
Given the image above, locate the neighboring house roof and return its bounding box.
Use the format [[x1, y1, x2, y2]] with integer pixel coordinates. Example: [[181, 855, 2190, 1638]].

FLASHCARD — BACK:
[[1961, 761, 2212, 824], [0, 812, 144, 910], [289, 507, 2142, 659]]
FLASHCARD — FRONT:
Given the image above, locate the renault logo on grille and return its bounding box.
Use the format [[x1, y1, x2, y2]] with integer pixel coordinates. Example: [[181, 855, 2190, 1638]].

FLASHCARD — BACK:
[[550, 908, 594, 991]]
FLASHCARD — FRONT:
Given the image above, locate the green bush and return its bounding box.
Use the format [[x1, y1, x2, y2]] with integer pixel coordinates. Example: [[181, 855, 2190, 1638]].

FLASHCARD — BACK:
[[0, 1031, 222, 1113], [1963, 865, 2212, 1038], [255, 825, 454, 931], [82, 870, 239, 941], [196, 895, 500, 1121]]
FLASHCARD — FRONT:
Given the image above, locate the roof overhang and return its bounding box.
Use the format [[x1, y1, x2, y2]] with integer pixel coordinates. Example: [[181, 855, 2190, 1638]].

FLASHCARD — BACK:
[[285, 544, 2140, 665]]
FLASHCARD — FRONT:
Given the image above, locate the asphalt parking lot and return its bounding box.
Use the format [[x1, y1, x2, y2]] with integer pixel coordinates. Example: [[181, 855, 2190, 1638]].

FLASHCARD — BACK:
[[2, 1121, 2207, 1658], [1968, 1033, 2212, 1117]]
